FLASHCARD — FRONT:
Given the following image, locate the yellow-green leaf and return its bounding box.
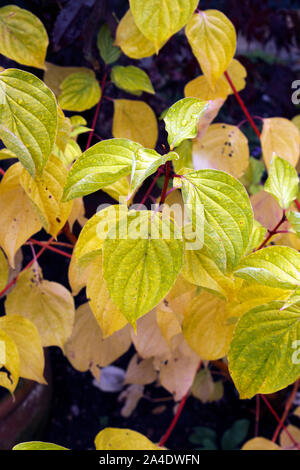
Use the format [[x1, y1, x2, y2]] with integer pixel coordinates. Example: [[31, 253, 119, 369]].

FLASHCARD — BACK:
[[58, 71, 101, 112], [242, 437, 281, 450], [13, 442, 68, 450], [228, 301, 300, 398], [0, 163, 42, 267], [192, 123, 249, 178], [130, 0, 198, 53], [185, 10, 236, 89], [164, 98, 208, 149], [0, 328, 19, 393], [0, 69, 58, 176], [261, 118, 300, 169], [74, 204, 127, 266], [111, 65, 154, 96], [0, 125, 33, 175], [103, 210, 183, 326], [44, 62, 94, 97], [86, 257, 128, 337], [115, 9, 156, 60], [0, 314, 45, 384], [264, 154, 299, 209], [113, 99, 158, 149], [234, 245, 300, 289], [0, 5, 48, 69], [95, 427, 160, 450], [20, 155, 72, 237], [287, 211, 300, 238], [5, 266, 75, 348], [181, 169, 254, 271]]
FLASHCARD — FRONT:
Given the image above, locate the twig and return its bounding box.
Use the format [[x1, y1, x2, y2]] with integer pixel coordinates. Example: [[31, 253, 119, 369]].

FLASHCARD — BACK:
[[272, 380, 300, 443], [158, 391, 189, 447], [85, 68, 108, 150], [256, 210, 286, 250]]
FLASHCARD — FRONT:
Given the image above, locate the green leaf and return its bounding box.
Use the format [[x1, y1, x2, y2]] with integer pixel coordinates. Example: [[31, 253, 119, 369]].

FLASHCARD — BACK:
[[58, 71, 101, 112], [264, 154, 299, 209], [97, 24, 121, 65], [228, 301, 300, 398], [245, 220, 267, 255], [234, 245, 300, 289], [129, 0, 198, 53], [287, 211, 300, 237], [189, 427, 218, 449], [164, 98, 208, 149], [13, 441, 68, 450], [172, 139, 193, 173], [281, 286, 300, 310], [0, 69, 58, 176], [221, 420, 250, 450], [0, 5, 48, 69], [0, 125, 34, 176], [102, 210, 183, 326], [181, 169, 254, 271], [63, 139, 140, 201], [130, 148, 178, 196], [111, 65, 154, 96]]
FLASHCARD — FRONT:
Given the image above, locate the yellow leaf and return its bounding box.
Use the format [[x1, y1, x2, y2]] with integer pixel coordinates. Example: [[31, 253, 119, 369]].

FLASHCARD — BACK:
[[156, 303, 182, 346], [0, 328, 19, 393], [125, 353, 157, 385], [101, 176, 131, 203], [87, 257, 128, 338], [115, 9, 156, 59], [5, 266, 75, 348], [58, 71, 101, 112], [0, 314, 45, 384], [68, 198, 87, 232], [0, 163, 42, 267], [242, 437, 281, 450], [185, 59, 246, 100], [20, 155, 73, 237], [130, 0, 198, 53], [155, 334, 200, 400], [131, 310, 170, 359], [195, 99, 226, 141], [186, 10, 236, 89], [55, 108, 72, 153], [183, 291, 235, 360], [279, 424, 300, 450], [113, 99, 158, 149], [68, 250, 93, 296], [192, 123, 249, 178], [261, 118, 300, 169], [44, 62, 95, 97], [95, 428, 160, 450], [0, 5, 48, 69], [65, 303, 131, 381], [0, 248, 8, 292]]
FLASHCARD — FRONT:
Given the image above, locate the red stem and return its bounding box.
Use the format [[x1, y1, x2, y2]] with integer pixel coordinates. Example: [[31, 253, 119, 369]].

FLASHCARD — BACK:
[[158, 391, 189, 447], [0, 168, 5, 176], [256, 211, 286, 250], [224, 70, 261, 139], [28, 239, 72, 259], [137, 169, 163, 209], [272, 379, 299, 443], [255, 394, 260, 437], [260, 395, 300, 449], [85, 69, 108, 150], [0, 237, 54, 298]]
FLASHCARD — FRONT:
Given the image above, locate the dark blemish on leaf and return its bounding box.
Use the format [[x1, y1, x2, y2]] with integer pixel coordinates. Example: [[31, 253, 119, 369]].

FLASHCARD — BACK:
[[56, 217, 61, 223]]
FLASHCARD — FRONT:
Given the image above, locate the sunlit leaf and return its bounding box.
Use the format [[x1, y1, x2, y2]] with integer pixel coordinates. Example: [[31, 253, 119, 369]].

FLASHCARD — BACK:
[[95, 428, 160, 450], [5, 266, 75, 348], [0, 69, 58, 176], [44, 62, 94, 97], [111, 65, 154, 96], [0, 328, 19, 393], [261, 118, 300, 169], [13, 442, 68, 450], [130, 0, 198, 53], [113, 99, 158, 149], [58, 71, 101, 112], [115, 10, 156, 60], [264, 154, 299, 209], [102, 211, 183, 326], [186, 10, 236, 89], [0, 5, 48, 69], [164, 98, 208, 149], [242, 437, 281, 450], [0, 248, 8, 292], [228, 301, 300, 398], [0, 163, 42, 267]]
